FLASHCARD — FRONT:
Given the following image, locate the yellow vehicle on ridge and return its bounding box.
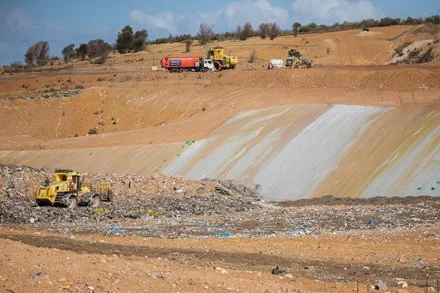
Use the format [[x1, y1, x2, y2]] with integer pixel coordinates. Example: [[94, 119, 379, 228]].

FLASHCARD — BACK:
[[35, 169, 113, 208], [207, 47, 238, 71]]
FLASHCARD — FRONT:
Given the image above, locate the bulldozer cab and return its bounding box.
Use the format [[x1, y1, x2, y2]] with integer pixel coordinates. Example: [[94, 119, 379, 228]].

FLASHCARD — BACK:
[[288, 49, 301, 58], [52, 169, 81, 191], [207, 47, 224, 60]]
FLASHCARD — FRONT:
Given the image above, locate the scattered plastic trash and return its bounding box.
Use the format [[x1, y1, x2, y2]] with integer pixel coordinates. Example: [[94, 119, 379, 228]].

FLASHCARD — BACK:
[[213, 231, 232, 238], [411, 258, 424, 265], [72, 227, 80, 233], [287, 228, 307, 236], [368, 219, 376, 226], [32, 272, 48, 279], [374, 280, 388, 291], [184, 140, 196, 146], [109, 226, 122, 232]]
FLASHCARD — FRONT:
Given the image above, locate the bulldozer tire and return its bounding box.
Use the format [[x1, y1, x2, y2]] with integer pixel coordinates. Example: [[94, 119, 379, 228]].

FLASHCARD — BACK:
[[90, 194, 101, 208], [108, 190, 114, 202], [66, 195, 78, 209]]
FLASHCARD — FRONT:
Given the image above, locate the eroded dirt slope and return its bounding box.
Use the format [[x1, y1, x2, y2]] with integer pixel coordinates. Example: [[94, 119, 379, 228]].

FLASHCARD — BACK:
[[1, 66, 439, 151]]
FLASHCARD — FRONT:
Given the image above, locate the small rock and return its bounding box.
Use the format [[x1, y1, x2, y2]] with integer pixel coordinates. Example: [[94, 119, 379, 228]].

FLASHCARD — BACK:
[[271, 266, 286, 275]]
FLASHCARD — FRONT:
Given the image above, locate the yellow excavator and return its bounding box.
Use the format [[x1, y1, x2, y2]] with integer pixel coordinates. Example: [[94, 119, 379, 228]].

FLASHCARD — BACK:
[[207, 47, 238, 71], [35, 169, 113, 208]]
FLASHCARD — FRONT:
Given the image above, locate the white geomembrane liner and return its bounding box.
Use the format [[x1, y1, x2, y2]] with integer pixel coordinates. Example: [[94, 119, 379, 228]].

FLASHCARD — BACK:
[[252, 105, 386, 199], [363, 125, 440, 197]]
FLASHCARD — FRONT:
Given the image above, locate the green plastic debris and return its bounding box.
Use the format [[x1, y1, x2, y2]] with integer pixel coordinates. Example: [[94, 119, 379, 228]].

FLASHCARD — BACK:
[[431, 187, 436, 191], [417, 187, 422, 190], [436, 181, 440, 185], [184, 140, 196, 146]]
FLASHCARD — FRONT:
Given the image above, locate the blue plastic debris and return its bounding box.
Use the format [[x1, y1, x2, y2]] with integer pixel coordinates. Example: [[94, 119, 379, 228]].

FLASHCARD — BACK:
[[213, 231, 232, 238]]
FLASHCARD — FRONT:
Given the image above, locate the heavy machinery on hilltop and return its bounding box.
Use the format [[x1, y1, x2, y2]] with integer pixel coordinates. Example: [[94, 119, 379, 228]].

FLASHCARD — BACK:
[[35, 169, 113, 208], [161, 56, 214, 72], [285, 49, 312, 69], [207, 47, 238, 71]]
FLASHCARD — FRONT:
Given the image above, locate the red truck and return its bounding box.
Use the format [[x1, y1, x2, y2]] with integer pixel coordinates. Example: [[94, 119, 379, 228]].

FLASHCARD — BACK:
[[161, 56, 214, 72]]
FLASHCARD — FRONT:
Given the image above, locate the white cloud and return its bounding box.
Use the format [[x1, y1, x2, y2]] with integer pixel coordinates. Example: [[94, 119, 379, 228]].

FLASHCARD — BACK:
[[222, 0, 289, 27], [5, 7, 64, 34], [129, 0, 289, 36], [292, 0, 383, 23], [129, 10, 177, 34]]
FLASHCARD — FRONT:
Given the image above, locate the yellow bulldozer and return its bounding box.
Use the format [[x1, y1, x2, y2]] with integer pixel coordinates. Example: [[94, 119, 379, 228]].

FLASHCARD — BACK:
[[207, 47, 238, 71], [35, 169, 113, 208]]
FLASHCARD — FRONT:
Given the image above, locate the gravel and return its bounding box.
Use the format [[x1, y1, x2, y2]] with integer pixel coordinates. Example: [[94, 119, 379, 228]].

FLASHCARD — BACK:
[[1, 164, 439, 238]]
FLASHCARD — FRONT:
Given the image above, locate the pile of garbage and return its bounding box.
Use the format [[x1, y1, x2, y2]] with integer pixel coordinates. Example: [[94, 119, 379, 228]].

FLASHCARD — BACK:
[[1, 165, 439, 238], [0, 165, 261, 227]]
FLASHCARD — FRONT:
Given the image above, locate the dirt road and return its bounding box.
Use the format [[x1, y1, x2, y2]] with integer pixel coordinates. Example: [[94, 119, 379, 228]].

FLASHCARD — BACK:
[[0, 227, 438, 292]]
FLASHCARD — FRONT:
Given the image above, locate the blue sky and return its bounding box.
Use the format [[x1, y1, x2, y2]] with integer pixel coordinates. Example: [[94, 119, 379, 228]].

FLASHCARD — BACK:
[[0, 0, 439, 65]]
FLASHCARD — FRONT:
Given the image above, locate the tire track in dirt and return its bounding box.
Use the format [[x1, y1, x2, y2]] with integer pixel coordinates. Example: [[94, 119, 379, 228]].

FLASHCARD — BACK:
[[1, 232, 437, 286]]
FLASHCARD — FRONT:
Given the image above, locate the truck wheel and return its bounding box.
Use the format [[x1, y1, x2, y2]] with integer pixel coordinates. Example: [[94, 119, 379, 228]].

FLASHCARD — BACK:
[[90, 194, 101, 208], [214, 62, 223, 71], [67, 195, 78, 209]]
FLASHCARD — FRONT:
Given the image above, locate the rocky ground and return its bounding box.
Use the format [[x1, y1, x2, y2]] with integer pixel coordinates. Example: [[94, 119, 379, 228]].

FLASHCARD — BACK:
[[1, 165, 440, 292], [1, 165, 439, 238]]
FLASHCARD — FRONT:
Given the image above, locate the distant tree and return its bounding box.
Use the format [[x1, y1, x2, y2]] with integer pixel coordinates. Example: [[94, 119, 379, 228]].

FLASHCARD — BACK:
[[198, 24, 214, 45], [378, 17, 401, 27], [236, 25, 242, 40], [24, 46, 34, 65], [76, 43, 88, 60], [24, 41, 50, 66], [87, 39, 112, 64], [36, 41, 50, 66], [116, 25, 134, 54], [259, 23, 270, 39], [132, 29, 148, 52], [242, 22, 253, 40], [425, 15, 440, 24], [185, 39, 193, 53], [292, 22, 301, 37], [359, 19, 378, 28], [268, 23, 281, 40], [300, 22, 318, 33], [62, 43, 75, 63]]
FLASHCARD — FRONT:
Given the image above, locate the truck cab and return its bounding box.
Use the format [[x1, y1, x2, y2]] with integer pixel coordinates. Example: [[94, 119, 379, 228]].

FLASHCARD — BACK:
[[200, 59, 214, 72]]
